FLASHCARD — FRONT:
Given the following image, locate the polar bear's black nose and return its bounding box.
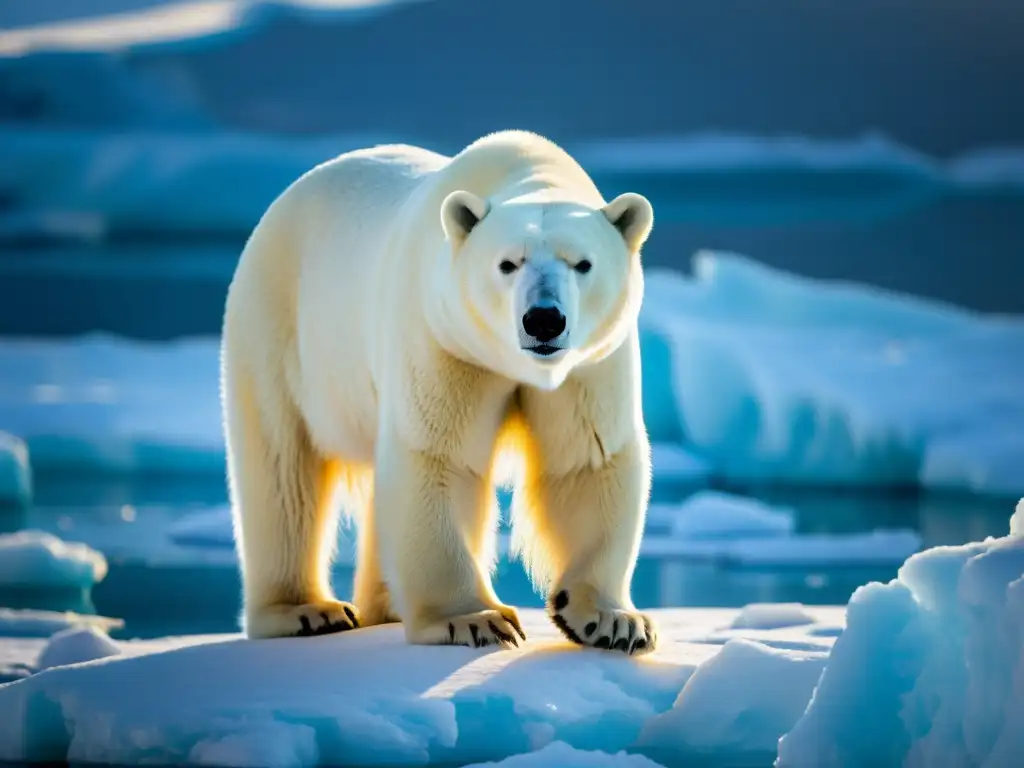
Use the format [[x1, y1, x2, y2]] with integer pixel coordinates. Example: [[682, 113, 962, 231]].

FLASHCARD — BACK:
[[522, 305, 566, 343]]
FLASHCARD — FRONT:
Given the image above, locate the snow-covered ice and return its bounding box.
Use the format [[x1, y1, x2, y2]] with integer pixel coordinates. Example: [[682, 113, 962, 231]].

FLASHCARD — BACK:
[[0, 606, 830, 767], [0, 530, 108, 590], [0, 333, 222, 474], [35, 624, 121, 671], [777, 498, 1024, 768], [646, 490, 796, 539], [0, 607, 123, 638], [0, 502, 1018, 767], [641, 251, 1024, 496], [0, 429, 32, 506], [642, 491, 920, 569]]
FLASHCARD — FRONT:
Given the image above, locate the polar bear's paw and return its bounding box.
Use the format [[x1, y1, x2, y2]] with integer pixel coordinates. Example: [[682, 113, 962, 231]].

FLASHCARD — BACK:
[[548, 586, 657, 656], [408, 608, 527, 649], [246, 600, 361, 639]]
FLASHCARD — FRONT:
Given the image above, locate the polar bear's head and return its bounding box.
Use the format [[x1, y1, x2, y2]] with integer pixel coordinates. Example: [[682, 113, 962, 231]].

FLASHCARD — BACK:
[[435, 189, 653, 390]]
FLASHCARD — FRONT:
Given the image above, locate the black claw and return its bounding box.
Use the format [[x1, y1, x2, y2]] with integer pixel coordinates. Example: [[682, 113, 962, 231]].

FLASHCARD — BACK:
[[584, 621, 598, 637], [503, 613, 528, 641], [551, 613, 584, 645], [477, 635, 490, 648], [488, 620, 517, 647], [448, 622, 456, 644], [553, 590, 569, 612], [595, 635, 612, 649], [613, 637, 629, 651], [611, 619, 620, 641], [344, 606, 359, 627], [634, 638, 648, 652], [299, 615, 314, 635], [469, 623, 480, 646], [626, 618, 637, 644]]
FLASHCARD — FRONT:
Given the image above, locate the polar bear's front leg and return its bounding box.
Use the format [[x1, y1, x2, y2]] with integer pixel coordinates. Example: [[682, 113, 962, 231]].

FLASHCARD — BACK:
[[374, 438, 526, 649], [519, 436, 657, 655]]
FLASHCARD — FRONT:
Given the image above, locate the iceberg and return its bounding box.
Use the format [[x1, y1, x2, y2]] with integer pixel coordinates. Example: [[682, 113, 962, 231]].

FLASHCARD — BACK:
[[0, 430, 32, 506], [641, 251, 1024, 496], [0, 530, 108, 590]]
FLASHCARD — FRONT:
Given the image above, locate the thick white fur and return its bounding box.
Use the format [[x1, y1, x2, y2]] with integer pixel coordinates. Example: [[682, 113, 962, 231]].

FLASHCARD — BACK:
[[221, 130, 657, 652]]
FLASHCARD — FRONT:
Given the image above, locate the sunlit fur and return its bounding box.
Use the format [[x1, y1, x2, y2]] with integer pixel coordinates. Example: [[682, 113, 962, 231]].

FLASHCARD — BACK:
[[221, 130, 658, 650]]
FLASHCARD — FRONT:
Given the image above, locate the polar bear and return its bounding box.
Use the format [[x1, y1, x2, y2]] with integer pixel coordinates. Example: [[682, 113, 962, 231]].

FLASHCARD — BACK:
[[221, 130, 657, 654]]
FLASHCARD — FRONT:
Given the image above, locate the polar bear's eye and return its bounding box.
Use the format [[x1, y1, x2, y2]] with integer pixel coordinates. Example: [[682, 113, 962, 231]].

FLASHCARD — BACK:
[[499, 260, 519, 275], [574, 259, 593, 275]]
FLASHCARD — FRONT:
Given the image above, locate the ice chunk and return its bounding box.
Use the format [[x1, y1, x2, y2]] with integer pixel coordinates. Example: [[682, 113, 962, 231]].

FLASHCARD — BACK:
[[36, 625, 121, 671], [0, 334, 223, 474], [638, 639, 826, 760], [167, 506, 236, 549], [0, 430, 32, 506], [0, 530, 107, 590], [0, 608, 123, 639], [728, 603, 815, 630], [465, 741, 666, 767], [778, 502, 1024, 768], [0, 608, 828, 767], [640, 529, 921, 569], [649, 443, 712, 488], [640, 251, 1024, 496], [647, 490, 795, 539]]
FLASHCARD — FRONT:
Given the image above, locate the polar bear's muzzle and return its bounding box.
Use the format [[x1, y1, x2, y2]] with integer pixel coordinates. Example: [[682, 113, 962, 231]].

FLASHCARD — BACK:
[[515, 259, 573, 359]]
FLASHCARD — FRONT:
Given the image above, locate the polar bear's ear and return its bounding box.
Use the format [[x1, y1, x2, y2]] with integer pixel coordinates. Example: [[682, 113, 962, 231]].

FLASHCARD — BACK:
[[441, 190, 489, 248], [602, 193, 654, 254]]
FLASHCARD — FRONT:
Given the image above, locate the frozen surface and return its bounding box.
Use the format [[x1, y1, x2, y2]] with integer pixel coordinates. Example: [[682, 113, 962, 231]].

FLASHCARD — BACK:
[[0, 606, 845, 767], [647, 490, 796, 539], [0, 333, 222, 474], [465, 741, 666, 767], [0, 530, 107, 589], [0, 607, 123, 639], [0, 430, 32, 506], [642, 491, 919, 568], [35, 625, 121, 671], [641, 252, 1024, 496], [648, 443, 712, 487], [0, 494, 1016, 768], [728, 602, 815, 630], [778, 499, 1024, 768], [639, 529, 921, 568]]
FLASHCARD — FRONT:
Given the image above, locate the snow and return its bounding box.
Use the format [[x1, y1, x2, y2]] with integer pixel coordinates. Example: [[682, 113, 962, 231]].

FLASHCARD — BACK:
[[728, 602, 815, 630], [0, 606, 841, 767], [641, 251, 1024, 496], [642, 491, 920, 569], [777, 500, 1024, 768], [0, 430, 32, 506], [465, 741, 665, 767], [0, 607, 123, 638], [637, 639, 827, 761], [0, 530, 108, 590], [647, 490, 796, 539], [0, 333, 223, 474], [35, 625, 121, 671], [1, 503, 1017, 767], [639, 529, 921, 569]]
